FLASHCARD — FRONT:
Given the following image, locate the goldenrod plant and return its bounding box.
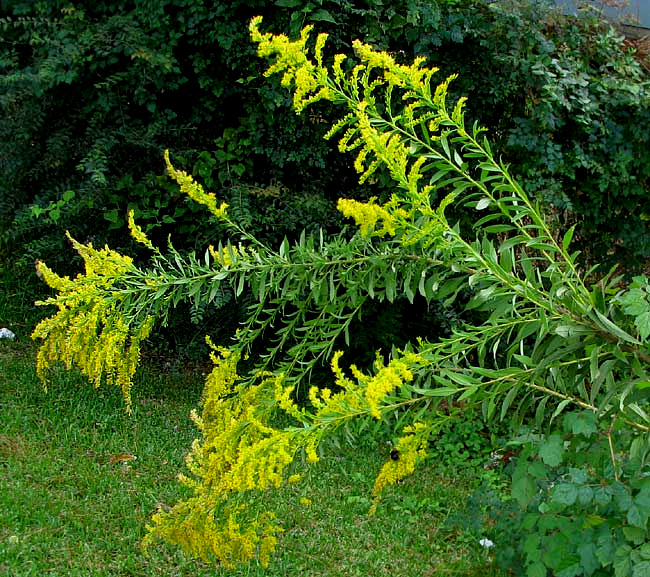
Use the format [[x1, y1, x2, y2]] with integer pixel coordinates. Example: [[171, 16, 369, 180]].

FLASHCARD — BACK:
[[33, 17, 650, 574]]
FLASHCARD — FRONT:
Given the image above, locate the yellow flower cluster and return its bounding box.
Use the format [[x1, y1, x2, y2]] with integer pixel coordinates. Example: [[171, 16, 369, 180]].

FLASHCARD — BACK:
[[164, 150, 228, 219], [249, 16, 334, 113], [208, 244, 239, 267], [127, 210, 155, 250], [337, 197, 408, 238], [370, 422, 429, 514], [250, 16, 463, 249], [352, 41, 438, 93], [146, 344, 320, 566], [31, 235, 154, 412], [274, 374, 306, 421], [149, 342, 430, 566], [331, 350, 422, 419], [144, 500, 280, 569]]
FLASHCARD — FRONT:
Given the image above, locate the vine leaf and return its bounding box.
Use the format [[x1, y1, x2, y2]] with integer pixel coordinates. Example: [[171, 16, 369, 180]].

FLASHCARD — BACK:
[[538, 434, 564, 467]]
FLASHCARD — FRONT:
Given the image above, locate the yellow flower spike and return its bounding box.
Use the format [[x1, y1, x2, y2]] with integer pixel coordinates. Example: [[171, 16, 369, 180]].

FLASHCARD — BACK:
[[127, 210, 155, 250], [365, 359, 414, 419], [452, 96, 468, 124], [353, 146, 369, 174], [330, 350, 345, 375], [324, 111, 355, 141], [314, 32, 328, 68], [433, 74, 458, 108], [337, 125, 361, 153], [336, 197, 399, 238], [273, 375, 305, 420], [305, 440, 320, 464], [31, 235, 154, 412], [332, 53, 347, 83], [370, 424, 429, 513], [164, 149, 229, 219], [330, 350, 356, 392], [308, 385, 323, 409], [250, 17, 336, 114], [350, 363, 369, 385], [407, 155, 428, 194]]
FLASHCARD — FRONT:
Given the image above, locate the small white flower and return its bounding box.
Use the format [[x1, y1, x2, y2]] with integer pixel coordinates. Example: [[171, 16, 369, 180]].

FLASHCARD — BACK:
[[0, 328, 16, 340], [479, 538, 495, 548]]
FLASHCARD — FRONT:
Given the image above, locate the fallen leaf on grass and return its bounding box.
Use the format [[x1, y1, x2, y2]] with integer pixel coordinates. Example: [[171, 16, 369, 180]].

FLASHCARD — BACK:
[[108, 453, 137, 465]]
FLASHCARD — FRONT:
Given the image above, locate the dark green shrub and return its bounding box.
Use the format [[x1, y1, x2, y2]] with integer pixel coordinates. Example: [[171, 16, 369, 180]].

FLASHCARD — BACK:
[[477, 411, 650, 577], [435, 1, 650, 269]]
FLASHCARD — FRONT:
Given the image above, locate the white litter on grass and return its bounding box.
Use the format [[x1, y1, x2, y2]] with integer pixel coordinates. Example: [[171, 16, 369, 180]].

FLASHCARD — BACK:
[[479, 538, 495, 549], [0, 328, 15, 340]]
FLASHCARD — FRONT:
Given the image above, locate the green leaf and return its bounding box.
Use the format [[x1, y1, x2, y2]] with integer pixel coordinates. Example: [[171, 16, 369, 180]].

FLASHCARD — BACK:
[[633, 562, 650, 577], [594, 486, 612, 507], [592, 310, 639, 344], [626, 504, 648, 529], [418, 271, 427, 298], [527, 561, 547, 577], [577, 485, 594, 506], [614, 545, 632, 577], [551, 483, 578, 506], [309, 9, 337, 23], [512, 470, 536, 508], [279, 237, 289, 259], [635, 311, 650, 341], [440, 370, 476, 387], [622, 526, 645, 545], [409, 385, 458, 397], [634, 485, 650, 510], [556, 564, 583, 577], [564, 411, 598, 437], [538, 434, 564, 467], [550, 399, 572, 421], [523, 534, 542, 560], [500, 385, 519, 421], [104, 208, 120, 224], [562, 223, 577, 253], [620, 288, 649, 316], [640, 543, 650, 560], [596, 531, 616, 565], [439, 134, 450, 158], [235, 274, 245, 298], [403, 270, 415, 303], [385, 269, 397, 302], [484, 224, 514, 233]]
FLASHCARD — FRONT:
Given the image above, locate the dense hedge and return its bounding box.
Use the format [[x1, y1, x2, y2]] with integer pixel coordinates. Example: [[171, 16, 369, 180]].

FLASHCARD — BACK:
[[1, 0, 649, 336]]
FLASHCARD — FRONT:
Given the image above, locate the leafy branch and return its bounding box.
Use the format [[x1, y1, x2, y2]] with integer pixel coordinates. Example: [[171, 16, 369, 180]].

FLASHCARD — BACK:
[[31, 16, 650, 572]]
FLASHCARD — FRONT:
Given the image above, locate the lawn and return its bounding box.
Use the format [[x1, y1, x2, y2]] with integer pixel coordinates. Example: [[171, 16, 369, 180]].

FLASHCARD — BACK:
[[0, 342, 504, 576]]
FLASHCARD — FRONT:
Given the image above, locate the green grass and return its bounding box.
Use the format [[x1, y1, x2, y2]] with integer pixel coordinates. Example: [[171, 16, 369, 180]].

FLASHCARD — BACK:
[[0, 343, 505, 576]]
